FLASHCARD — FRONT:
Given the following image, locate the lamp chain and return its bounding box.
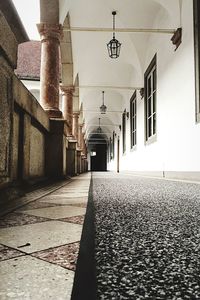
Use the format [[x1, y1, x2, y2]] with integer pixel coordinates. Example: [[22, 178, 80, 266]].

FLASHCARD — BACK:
[[102, 91, 105, 105], [113, 13, 115, 39]]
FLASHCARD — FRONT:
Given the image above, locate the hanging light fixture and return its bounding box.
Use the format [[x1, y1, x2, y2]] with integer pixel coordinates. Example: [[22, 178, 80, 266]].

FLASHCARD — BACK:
[[97, 117, 102, 133], [107, 11, 121, 59], [100, 91, 107, 114]]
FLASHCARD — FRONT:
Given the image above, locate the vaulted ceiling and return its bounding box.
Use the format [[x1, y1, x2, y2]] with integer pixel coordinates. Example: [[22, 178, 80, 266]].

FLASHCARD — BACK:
[[41, 0, 181, 144]]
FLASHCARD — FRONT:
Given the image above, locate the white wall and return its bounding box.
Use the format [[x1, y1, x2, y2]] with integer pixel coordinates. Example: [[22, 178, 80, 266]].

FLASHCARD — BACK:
[[108, 1, 200, 176]]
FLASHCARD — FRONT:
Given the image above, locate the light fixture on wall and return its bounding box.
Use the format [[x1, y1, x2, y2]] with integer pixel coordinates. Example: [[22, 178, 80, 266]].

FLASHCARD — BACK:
[[100, 91, 107, 114], [97, 117, 102, 133], [107, 11, 121, 59]]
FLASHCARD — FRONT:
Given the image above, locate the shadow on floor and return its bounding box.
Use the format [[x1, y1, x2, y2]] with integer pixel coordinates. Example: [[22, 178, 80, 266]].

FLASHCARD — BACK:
[[71, 178, 96, 300]]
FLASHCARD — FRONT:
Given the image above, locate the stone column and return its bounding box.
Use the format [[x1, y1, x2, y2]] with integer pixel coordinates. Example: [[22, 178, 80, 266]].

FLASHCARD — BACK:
[[37, 23, 63, 118], [78, 124, 83, 150], [61, 86, 74, 136], [72, 113, 79, 141]]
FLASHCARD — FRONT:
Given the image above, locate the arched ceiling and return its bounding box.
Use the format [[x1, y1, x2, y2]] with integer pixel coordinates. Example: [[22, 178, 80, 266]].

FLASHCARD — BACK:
[[58, 0, 180, 141]]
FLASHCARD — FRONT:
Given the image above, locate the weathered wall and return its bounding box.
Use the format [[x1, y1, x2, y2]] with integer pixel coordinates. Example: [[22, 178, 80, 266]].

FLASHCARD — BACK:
[[29, 125, 45, 177], [12, 77, 49, 183]]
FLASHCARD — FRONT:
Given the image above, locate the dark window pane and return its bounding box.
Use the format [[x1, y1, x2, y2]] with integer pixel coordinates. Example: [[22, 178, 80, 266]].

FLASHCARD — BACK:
[[148, 77, 151, 97], [153, 92, 156, 114], [148, 98, 151, 117], [148, 117, 152, 138], [153, 113, 156, 135], [153, 69, 156, 91]]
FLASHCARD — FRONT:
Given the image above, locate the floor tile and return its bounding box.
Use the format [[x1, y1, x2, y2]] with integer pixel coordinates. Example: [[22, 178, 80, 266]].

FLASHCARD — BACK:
[[19, 205, 86, 219], [59, 215, 85, 225], [0, 245, 24, 261], [39, 197, 88, 205], [17, 201, 63, 211], [50, 192, 88, 197], [68, 203, 87, 208], [0, 212, 50, 228], [0, 221, 82, 253], [0, 256, 74, 300], [32, 242, 80, 271]]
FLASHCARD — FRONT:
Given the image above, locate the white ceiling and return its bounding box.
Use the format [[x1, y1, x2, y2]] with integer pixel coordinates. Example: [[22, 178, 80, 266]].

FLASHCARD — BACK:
[[59, 0, 181, 142]]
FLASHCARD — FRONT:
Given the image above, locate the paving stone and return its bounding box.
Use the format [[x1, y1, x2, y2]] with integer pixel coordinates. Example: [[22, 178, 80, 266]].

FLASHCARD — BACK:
[[32, 242, 80, 271]]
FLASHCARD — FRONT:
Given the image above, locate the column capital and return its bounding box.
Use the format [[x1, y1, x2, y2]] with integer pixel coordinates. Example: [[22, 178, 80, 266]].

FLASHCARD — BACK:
[[37, 23, 63, 42], [73, 112, 80, 117], [60, 85, 75, 96]]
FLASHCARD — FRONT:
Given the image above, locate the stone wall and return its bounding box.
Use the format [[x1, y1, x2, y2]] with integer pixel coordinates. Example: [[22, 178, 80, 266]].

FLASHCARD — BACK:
[[29, 125, 45, 178], [11, 77, 49, 185]]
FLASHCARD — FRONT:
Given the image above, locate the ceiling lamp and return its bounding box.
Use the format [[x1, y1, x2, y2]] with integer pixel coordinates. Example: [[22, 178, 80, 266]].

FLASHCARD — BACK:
[[100, 91, 107, 114], [97, 117, 102, 133], [107, 11, 121, 59]]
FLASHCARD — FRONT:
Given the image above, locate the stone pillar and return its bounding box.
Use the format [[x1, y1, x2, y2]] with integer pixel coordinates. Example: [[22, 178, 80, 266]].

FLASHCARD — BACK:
[[81, 131, 85, 153], [78, 124, 83, 150], [61, 86, 74, 136], [73, 113, 79, 141], [37, 23, 63, 118], [66, 141, 77, 176], [45, 119, 65, 178], [77, 150, 82, 174]]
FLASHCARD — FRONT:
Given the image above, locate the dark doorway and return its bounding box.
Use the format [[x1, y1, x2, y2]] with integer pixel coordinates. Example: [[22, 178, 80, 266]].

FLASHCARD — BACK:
[[91, 144, 107, 171]]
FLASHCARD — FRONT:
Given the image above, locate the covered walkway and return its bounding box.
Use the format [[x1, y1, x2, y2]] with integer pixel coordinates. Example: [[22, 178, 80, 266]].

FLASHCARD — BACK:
[[1, 172, 200, 299]]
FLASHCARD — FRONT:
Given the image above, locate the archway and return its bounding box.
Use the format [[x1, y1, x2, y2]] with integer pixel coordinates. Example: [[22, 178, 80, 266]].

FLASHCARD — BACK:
[[88, 134, 108, 171]]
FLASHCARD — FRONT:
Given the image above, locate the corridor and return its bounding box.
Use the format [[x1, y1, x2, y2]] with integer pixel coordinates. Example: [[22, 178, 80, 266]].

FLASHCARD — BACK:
[[1, 172, 200, 299]]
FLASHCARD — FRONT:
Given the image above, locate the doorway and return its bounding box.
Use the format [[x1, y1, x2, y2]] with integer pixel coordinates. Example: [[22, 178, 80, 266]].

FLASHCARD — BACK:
[[91, 144, 107, 171]]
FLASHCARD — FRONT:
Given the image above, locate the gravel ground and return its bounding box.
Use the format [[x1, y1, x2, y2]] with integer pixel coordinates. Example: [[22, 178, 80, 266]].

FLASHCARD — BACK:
[[92, 173, 200, 300]]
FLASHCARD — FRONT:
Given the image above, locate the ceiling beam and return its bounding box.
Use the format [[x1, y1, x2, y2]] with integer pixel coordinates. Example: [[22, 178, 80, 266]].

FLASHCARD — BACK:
[[83, 110, 123, 113], [86, 124, 119, 127], [78, 85, 141, 90], [63, 27, 175, 34]]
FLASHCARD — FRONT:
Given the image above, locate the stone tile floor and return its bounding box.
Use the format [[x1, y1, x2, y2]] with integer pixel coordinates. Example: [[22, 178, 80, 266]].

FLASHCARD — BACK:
[[0, 173, 91, 300]]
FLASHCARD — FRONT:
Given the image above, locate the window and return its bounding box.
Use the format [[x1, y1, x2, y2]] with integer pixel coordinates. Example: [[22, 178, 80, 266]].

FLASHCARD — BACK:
[[113, 131, 115, 159], [110, 137, 113, 160], [130, 92, 137, 148], [194, 0, 200, 122], [144, 54, 157, 142], [122, 110, 126, 153]]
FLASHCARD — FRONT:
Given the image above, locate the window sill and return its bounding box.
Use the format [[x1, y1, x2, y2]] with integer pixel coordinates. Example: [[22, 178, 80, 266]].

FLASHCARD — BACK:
[[130, 145, 137, 152], [145, 134, 157, 146], [196, 113, 200, 123]]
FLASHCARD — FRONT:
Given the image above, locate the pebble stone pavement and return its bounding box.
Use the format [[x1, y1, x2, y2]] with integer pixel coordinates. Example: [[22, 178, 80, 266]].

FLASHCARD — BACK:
[[92, 173, 200, 300]]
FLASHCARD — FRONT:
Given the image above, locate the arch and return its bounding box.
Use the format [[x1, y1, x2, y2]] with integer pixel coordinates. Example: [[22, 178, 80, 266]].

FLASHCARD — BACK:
[[60, 13, 73, 86]]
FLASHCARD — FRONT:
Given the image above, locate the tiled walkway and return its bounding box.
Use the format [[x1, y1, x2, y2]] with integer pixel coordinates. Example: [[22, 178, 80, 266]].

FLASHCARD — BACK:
[[0, 173, 91, 300]]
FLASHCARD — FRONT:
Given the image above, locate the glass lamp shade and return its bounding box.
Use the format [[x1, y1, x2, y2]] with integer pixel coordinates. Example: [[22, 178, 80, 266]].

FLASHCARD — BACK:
[[107, 38, 121, 59], [100, 104, 107, 114], [97, 126, 102, 133]]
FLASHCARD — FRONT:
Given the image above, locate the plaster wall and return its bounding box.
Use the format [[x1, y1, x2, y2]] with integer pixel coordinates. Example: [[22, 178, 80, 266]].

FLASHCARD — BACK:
[[109, 1, 200, 177]]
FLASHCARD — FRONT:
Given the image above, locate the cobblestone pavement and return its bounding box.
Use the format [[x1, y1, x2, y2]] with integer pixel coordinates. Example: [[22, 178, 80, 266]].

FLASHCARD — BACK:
[[92, 173, 200, 300]]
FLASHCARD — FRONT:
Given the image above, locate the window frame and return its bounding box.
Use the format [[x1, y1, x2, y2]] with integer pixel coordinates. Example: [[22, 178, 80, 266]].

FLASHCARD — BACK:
[[130, 91, 137, 149], [144, 54, 157, 144], [194, 0, 200, 122], [122, 110, 126, 154], [112, 131, 115, 159]]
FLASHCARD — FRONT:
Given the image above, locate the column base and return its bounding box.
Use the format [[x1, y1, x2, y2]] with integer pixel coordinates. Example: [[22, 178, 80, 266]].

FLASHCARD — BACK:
[[66, 141, 77, 176], [45, 119, 65, 178], [45, 109, 62, 119]]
